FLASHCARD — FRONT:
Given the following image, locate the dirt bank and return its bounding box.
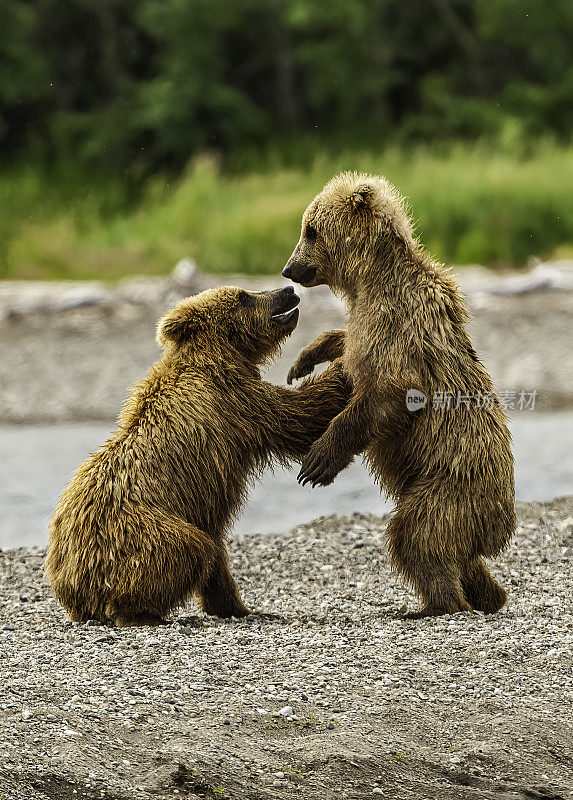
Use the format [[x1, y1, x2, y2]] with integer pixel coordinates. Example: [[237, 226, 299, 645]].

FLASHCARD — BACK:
[[0, 497, 571, 799], [1, 261, 572, 422]]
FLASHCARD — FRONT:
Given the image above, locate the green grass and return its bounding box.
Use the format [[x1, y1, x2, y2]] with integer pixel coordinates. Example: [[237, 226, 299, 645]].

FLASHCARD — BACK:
[[1, 142, 572, 281]]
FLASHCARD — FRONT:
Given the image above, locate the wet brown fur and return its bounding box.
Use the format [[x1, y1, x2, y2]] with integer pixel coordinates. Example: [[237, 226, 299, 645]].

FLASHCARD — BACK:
[[46, 286, 350, 626], [284, 172, 516, 617]]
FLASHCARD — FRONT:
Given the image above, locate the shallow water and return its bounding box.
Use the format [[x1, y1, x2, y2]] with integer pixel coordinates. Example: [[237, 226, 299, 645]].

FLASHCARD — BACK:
[[1, 413, 572, 549]]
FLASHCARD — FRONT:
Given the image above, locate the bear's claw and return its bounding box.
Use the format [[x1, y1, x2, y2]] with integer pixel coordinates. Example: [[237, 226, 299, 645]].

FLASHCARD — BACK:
[[298, 449, 339, 487], [287, 358, 314, 385]]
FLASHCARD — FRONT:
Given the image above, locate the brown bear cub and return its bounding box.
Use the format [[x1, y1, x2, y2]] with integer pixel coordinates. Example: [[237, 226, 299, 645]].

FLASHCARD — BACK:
[[46, 286, 350, 626], [283, 172, 516, 618]]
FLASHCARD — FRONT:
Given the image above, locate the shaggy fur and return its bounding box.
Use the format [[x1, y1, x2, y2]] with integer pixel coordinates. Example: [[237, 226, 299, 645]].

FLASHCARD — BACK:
[[46, 286, 350, 626], [282, 172, 516, 618]]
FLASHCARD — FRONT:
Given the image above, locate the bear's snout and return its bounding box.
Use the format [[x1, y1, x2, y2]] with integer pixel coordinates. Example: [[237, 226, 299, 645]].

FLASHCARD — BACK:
[[270, 286, 300, 315], [282, 261, 317, 286]]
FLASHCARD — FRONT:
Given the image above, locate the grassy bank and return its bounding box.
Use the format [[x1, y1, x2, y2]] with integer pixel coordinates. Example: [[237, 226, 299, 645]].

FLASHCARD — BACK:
[[1, 143, 572, 281]]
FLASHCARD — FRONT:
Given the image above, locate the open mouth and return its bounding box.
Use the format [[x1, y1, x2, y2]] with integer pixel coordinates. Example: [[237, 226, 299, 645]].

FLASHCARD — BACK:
[[271, 294, 300, 326]]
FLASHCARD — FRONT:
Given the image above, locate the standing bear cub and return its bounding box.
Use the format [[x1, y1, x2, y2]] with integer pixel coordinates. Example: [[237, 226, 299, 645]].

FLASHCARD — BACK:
[[283, 172, 516, 618], [46, 286, 350, 626]]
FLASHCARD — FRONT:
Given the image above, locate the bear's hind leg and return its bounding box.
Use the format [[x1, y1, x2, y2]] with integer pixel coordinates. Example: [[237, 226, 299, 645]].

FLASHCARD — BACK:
[[114, 611, 168, 627], [461, 557, 507, 614], [403, 570, 472, 619], [66, 607, 91, 623], [199, 546, 251, 618], [51, 581, 93, 623], [386, 512, 472, 618], [107, 513, 216, 626], [403, 558, 472, 618]]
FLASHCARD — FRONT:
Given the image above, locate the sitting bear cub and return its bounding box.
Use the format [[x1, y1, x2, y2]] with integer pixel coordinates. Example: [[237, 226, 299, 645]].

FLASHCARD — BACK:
[[46, 286, 350, 626]]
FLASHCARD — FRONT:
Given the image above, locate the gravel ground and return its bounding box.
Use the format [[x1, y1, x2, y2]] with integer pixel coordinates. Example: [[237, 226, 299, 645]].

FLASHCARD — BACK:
[[0, 497, 571, 800]]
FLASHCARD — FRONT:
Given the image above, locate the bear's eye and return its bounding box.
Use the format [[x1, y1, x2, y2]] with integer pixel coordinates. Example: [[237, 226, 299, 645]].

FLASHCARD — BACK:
[[305, 224, 318, 243], [238, 290, 255, 308]]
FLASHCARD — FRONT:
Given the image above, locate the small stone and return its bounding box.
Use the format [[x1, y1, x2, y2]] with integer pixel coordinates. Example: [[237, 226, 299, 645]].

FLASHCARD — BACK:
[[172, 259, 197, 286], [279, 705, 294, 717], [326, 721, 335, 730]]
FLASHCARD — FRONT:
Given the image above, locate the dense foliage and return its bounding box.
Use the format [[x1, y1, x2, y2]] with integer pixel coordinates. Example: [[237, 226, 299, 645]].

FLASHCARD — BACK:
[[1, 0, 572, 172], [2, 144, 571, 279]]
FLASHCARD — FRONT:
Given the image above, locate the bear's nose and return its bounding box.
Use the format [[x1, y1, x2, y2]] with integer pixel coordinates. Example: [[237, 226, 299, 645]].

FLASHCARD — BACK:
[[282, 265, 292, 279], [281, 284, 295, 293]]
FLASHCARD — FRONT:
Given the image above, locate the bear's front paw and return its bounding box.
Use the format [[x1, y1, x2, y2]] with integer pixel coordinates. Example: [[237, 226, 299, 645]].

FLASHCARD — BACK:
[[298, 442, 347, 487], [287, 356, 314, 385]]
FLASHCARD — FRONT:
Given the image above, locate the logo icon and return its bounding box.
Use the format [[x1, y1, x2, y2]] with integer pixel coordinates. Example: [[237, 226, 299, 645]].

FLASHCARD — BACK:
[[406, 389, 427, 411]]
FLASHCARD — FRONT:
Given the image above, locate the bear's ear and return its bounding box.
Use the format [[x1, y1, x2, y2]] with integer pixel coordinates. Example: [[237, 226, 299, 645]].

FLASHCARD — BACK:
[[156, 307, 200, 347], [346, 184, 374, 212]]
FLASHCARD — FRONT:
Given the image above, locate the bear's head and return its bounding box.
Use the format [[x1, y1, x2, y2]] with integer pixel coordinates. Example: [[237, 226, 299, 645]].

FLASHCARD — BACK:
[[157, 285, 300, 364], [282, 171, 415, 292]]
